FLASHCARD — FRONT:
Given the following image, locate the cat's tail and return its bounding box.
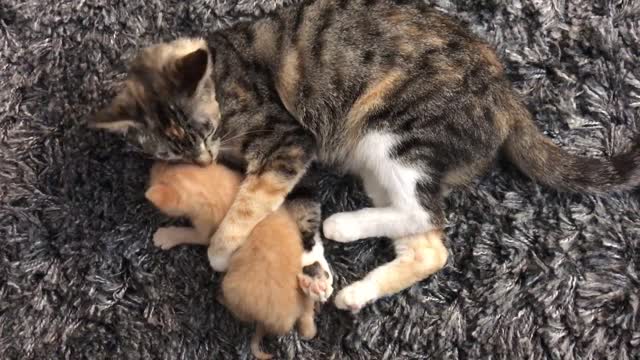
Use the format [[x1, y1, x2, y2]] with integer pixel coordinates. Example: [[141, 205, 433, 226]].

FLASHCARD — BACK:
[[502, 101, 640, 194], [250, 324, 273, 360]]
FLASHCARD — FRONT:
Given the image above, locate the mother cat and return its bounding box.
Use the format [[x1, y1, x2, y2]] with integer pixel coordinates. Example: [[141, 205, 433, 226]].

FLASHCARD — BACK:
[[91, 0, 640, 312]]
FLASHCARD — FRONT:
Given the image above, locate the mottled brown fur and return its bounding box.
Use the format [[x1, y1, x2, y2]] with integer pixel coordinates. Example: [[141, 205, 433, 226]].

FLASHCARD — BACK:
[[276, 49, 302, 115], [346, 69, 406, 136], [94, 0, 640, 312], [475, 42, 504, 76]]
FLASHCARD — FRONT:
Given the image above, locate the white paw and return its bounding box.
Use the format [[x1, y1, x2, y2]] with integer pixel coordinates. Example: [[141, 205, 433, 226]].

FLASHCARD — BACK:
[[298, 271, 333, 303], [152, 227, 180, 250], [301, 238, 334, 302], [301, 237, 333, 281], [322, 213, 363, 242], [207, 246, 230, 272], [334, 281, 378, 313]]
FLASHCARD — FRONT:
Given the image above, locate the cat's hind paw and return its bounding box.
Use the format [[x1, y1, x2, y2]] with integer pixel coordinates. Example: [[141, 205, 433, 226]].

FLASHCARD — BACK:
[[334, 280, 378, 313]]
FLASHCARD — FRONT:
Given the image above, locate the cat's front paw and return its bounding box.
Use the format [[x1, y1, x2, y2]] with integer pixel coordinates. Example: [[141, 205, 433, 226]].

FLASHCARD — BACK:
[[334, 281, 378, 313], [153, 227, 181, 250], [322, 213, 363, 242], [207, 245, 232, 272], [208, 228, 245, 272]]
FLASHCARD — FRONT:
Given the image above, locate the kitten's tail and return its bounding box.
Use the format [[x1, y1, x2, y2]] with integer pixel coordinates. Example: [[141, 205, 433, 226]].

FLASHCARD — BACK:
[[250, 324, 273, 360], [503, 102, 640, 194]]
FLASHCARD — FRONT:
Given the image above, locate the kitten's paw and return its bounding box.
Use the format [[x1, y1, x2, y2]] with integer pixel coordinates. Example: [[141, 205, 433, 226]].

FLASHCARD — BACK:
[[323, 213, 362, 242], [152, 227, 181, 250], [334, 281, 378, 313], [300, 240, 334, 302], [207, 245, 231, 272], [298, 265, 333, 303]]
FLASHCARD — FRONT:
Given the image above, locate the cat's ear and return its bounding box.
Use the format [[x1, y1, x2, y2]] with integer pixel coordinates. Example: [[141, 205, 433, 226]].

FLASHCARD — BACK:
[[146, 183, 182, 212], [88, 102, 139, 134], [173, 49, 210, 95]]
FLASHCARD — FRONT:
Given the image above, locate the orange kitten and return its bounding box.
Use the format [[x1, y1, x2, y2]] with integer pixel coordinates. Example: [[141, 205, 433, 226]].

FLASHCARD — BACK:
[[145, 162, 318, 359]]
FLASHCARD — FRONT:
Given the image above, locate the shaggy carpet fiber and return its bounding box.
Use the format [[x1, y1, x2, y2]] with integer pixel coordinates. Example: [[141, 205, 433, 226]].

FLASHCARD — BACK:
[[1, 0, 640, 359]]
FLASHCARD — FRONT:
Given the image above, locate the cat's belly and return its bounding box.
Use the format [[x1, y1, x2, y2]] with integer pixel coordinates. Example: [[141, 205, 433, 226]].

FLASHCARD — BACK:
[[338, 132, 423, 208]]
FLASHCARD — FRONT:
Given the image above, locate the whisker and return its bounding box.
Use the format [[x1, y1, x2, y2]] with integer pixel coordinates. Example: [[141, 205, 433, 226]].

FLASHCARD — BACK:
[[218, 129, 232, 143]]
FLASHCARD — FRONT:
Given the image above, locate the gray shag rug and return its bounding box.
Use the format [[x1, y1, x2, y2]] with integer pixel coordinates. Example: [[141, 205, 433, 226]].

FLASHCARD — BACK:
[[1, 0, 639, 359]]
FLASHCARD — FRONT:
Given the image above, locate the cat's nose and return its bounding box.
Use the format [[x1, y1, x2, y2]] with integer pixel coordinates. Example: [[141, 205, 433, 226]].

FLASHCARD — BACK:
[[195, 151, 213, 166]]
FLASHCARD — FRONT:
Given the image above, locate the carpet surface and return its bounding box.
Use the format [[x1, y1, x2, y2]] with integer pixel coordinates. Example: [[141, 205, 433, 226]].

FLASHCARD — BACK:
[[1, 0, 640, 359]]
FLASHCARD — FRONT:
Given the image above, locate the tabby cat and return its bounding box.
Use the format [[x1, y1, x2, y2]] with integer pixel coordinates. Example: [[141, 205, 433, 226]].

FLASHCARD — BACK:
[[91, 0, 640, 312]]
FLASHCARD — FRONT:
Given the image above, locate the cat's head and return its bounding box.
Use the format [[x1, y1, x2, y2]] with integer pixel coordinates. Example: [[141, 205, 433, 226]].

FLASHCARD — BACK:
[[90, 38, 220, 165]]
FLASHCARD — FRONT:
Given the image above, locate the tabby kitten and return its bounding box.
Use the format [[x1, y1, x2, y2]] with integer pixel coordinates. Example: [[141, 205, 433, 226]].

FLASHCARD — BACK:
[[92, 0, 640, 312]]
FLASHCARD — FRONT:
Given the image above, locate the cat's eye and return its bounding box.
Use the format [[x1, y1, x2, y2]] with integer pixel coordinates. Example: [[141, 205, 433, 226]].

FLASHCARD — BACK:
[[157, 150, 178, 160]]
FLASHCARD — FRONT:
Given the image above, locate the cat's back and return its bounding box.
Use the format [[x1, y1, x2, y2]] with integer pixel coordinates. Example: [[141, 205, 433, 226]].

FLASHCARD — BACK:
[[258, 0, 502, 151], [221, 207, 305, 334], [275, 0, 481, 65]]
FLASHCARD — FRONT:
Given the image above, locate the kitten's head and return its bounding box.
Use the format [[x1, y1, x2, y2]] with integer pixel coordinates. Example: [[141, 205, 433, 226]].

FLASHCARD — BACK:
[[90, 38, 220, 165], [145, 162, 241, 224], [146, 162, 188, 217]]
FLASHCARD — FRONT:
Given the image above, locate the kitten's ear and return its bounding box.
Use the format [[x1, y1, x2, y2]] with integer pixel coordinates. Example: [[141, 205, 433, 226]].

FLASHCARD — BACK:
[[174, 49, 210, 94], [88, 104, 138, 134], [145, 183, 182, 212]]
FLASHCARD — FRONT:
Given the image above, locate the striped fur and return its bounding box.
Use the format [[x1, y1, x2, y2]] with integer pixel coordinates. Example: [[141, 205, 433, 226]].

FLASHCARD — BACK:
[[92, 0, 640, 311]]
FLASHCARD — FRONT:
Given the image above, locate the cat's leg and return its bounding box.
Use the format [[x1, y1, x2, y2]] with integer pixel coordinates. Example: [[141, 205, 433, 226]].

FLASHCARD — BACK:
[[153, 226, 209, 250], [323, 206, 436, 242], [323, 132, 444, 242], [330, 142, 449, 311], [323, 173, 443, 242], [334, 230, 448, 312], [287, 194, 334, 302], [208, 125, 316, 271]]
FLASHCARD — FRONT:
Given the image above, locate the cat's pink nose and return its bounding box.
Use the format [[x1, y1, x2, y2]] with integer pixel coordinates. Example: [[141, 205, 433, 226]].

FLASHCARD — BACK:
[[195, 151, 213, 166]]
